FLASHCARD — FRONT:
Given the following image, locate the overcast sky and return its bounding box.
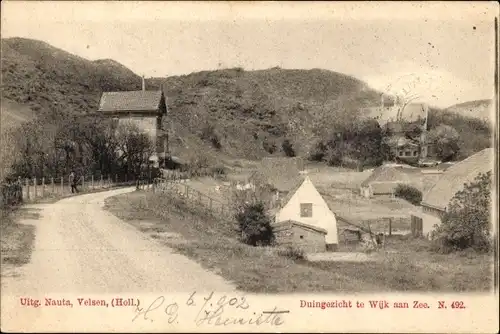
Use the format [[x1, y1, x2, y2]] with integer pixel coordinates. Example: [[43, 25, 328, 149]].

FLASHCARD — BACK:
[[2, 1, 497, 108]]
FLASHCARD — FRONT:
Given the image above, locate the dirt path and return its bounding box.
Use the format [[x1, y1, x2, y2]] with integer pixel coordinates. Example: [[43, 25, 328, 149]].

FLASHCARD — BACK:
[[1, 187, 235, 331]]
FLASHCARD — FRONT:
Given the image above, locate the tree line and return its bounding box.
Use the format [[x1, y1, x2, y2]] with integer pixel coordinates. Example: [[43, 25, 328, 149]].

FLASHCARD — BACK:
[[308, 115, 471, 168], [3, 109, 155, 183]]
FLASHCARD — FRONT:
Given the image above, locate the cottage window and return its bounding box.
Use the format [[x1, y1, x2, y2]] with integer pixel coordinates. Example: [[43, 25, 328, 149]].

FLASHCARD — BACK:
[[398, 151, 403, 157], [413, 150, 418, 156], [404, 151, 411, 156], [300, 203, 313, 217]]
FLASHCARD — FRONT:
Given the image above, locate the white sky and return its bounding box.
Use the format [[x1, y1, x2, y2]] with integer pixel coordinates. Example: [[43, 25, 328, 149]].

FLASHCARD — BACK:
[[1, 1, 497, 108]]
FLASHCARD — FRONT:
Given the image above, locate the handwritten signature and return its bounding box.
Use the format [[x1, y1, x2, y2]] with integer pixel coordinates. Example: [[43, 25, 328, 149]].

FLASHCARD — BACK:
[[132, 291, 288, 327]]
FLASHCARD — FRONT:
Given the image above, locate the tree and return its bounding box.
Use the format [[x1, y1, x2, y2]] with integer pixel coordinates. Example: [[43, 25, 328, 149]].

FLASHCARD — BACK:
[[431, 171, 493, 253], [428, 124, 460, 161], [394, 184, 422, 205], [235, 201, 275, 246], [114, 122, 155, 180], [282, 139, 295, 157]]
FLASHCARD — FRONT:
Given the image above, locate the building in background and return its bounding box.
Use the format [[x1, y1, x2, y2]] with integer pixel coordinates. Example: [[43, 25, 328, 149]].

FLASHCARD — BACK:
[[363, 93, 432, 162], [97, 76, 168, 167], [421, 147, 494, 218], [360, 165, 421, 198]]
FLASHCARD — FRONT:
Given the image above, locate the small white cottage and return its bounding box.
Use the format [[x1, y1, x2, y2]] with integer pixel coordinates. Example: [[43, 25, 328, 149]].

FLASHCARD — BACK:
[[275, 175, 338, 250]]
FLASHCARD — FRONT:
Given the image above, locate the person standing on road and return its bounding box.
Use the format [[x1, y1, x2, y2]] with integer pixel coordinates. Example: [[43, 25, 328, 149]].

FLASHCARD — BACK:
[[69, 171, 78, 193]]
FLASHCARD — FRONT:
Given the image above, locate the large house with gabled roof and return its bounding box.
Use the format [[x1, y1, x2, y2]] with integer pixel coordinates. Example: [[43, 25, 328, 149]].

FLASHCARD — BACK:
[[97, 77, 168, 166], [421, 147, 494, 218]]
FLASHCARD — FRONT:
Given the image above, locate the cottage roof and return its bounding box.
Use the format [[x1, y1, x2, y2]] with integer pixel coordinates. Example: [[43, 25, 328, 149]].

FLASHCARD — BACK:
[[361, 166, 412, 187], [421, 148, 494, 211], [274, 219, 328, 235], [98, 90, 164, 113], [369, 182, 401, 195]]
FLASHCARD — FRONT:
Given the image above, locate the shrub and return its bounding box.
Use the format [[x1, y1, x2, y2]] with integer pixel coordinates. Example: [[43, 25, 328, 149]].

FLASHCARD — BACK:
[[282, 139, 296, 157], [431, 171, 493, 253], [200, 122, 222, 149], [210, 165, 227, 177], [308, 141, 327, 161], [263, 140, 277, 154], [394, 184, 422, 205], [235, 202, 275, 246], [277, 246, 305, 260]]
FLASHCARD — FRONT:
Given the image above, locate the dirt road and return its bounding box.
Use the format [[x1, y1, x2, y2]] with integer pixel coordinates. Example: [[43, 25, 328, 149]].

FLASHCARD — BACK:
[[1, 187, 235, 331]]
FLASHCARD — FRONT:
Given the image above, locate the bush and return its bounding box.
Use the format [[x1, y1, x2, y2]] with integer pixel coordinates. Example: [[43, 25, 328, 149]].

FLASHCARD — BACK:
[[263, 140, 277, 154], [277, 246, 305, 260], [394, 184, 422, 205], [235, 202, 275, 246], [431, 171, 492, 253], [282, 139, 295, 157], [308, 141, 327, 161], [200, 122, 222, 150]]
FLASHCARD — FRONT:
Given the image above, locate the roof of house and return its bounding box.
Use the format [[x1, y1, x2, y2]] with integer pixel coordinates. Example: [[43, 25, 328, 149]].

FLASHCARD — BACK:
[[369, 181, 402, 194], [278, 175, 308, 207], [98, 90, 164, 113], [273, 219, 328, 235], [249, 157, 304, 192], [361, 166, 413, 187], [421, 148, 494, 211]]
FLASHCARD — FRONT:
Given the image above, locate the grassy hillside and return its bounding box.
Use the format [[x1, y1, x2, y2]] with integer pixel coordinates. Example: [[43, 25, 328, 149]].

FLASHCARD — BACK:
[[445, 99, 494, 123], [1, 37, 141, 116], [147, 67, 382, 160], [1, 37, 493, 171]]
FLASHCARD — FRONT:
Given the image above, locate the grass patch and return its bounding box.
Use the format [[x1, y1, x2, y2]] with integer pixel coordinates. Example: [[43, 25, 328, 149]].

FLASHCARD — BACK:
[[0, 207, 37, 268], [105, 191, 494, 292]]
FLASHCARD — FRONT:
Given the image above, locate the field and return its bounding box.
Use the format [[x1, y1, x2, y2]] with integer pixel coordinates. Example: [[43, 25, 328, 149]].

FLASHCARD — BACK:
[[104, 190, 494, 292]]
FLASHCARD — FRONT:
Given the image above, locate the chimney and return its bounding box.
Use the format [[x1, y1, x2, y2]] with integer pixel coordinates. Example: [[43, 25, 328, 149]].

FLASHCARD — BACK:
[[142, 75, 145, 91]]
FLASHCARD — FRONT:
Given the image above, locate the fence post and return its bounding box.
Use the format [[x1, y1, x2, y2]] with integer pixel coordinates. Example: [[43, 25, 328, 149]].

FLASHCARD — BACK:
[[389, 218, 392, 236], [82, 176, 85, 191], [185, 184, 189, 199], [25, 178, 30, 200], [51, 177, 55, 194], [91, 175, 94, 189], [101, 175, 103, 188], [108, 175, 111, 188], [41, 177, 45, 197], [34, 177, 37, 199], [61, 177, 64, 194]]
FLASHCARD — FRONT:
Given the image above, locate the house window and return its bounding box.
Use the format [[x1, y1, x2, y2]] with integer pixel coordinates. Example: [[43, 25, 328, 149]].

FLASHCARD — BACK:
[[300, 203, 313, 217], [413, 150, 418, 156], [398, 151, 403, 157], [405, 151, 411, 156]]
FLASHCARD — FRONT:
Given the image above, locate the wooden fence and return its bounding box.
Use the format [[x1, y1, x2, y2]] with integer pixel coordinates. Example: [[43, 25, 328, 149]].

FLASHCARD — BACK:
[[1, 174, 140, 207], [138, 178, 235, 223]]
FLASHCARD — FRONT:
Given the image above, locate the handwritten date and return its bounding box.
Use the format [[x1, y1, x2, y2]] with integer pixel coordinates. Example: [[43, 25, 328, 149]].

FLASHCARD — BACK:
[[132, 291, 287, 327]]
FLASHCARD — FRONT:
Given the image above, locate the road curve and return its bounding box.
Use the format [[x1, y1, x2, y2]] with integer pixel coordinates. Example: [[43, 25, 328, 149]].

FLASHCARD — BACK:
[[2, 187, 236, 331], [2, 187, 235, 294]]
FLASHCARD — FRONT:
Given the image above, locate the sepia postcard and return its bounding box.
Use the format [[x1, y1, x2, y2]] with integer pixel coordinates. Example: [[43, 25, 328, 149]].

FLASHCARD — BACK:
[[0, 1, 498, 333]]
